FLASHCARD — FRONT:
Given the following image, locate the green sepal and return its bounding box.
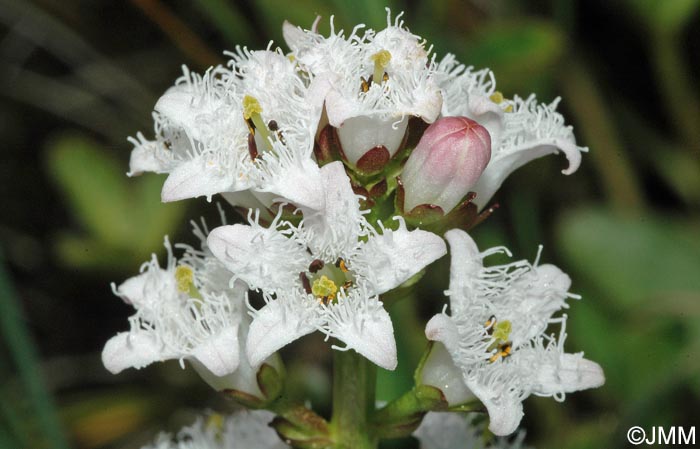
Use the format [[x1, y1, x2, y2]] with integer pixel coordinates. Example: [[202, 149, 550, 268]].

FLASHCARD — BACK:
[[257, 363, 284, 402], [373, 385, 448, 439], [270, 405, 332, 449]]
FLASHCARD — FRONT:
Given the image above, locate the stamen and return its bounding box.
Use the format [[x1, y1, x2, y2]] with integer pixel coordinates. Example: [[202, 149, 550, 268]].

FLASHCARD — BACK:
[[335, 258, 349, 273], [360, 76, 371, 93], [309, 259, 325, 273], [489, 91, 513, 112], [371, 50, 392, 83], [488, 342, 513, 363], [300, 272, 312, 294], [489, 91, 504, 104], [242, 95, 273, 152]]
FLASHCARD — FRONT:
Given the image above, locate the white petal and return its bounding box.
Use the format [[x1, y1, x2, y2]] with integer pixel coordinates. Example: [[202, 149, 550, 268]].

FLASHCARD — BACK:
[[102, 332, 162, 374], [128, 138, 171, 175], [533, 352, 605, 396], [473, 137, 582, 209], [329, 300, 397, 370], [335, 115, 408, 164], [467, 378, 524, 437], [161, 156, 239, 202], [259, 157, 325, 210], [467, 94, 505, 148], [246, 298, 317, 367], [191, 325, 240, 377], [300, 161, 364, 257], [115, 267, 175, 310], [419, 342, 475, 406], [358, 219, 446, 295], [444, 229, 483, 314], [207, 224, 307, 292], [425, 314, 461, 350], [414, 412, 477, 449]]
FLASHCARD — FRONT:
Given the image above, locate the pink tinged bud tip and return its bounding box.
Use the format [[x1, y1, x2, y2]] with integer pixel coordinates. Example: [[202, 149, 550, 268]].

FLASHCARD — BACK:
[[401, 116, 491, 214]]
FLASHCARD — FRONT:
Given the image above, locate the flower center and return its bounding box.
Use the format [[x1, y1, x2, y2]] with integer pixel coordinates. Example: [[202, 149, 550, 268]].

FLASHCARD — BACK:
[[242, 95, 286, 159], [300, 258, 354, 304], [489, 91, 513, 112], [484, 316, 513, 363], [360, 50, 392, 93]]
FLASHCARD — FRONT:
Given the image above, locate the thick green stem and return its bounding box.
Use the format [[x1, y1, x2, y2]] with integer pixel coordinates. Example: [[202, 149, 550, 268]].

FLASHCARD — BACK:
[[330, 350, 377, 449]]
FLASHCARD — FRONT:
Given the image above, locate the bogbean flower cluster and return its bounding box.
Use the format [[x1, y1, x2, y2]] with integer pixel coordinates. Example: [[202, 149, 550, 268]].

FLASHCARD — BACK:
[[104, 10, 603, 448]]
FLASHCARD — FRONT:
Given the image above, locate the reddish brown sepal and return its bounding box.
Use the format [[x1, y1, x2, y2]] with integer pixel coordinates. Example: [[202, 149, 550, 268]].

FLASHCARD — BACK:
[[355, 145, 390, 175], [369, 179, 388, 198], [314, 124, 340, 166]]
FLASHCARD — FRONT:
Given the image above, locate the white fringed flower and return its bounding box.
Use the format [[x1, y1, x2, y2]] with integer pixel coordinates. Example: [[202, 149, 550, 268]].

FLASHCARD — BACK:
[[129, 48, 324, 210], [435, 55, 586, 208], [144, 411, 288, 449], [102, 220, 246, 380], [284, 10, 443, 165], [414, 412, 530, 449], [207, 161, 447, 370], [424, 229, 604, 436]]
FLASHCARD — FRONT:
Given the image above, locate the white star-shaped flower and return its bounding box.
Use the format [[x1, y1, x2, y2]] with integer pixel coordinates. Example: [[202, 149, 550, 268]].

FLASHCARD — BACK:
[[207, 161, 447, 370], [435, 55, 587, 208], [283, 10, 443, 166], [102, 222, 246, 380], [424, 229, 604, 436], [144, 411, 289, 449], [128, 48, 325, 210], [414, 412, 529, 449]]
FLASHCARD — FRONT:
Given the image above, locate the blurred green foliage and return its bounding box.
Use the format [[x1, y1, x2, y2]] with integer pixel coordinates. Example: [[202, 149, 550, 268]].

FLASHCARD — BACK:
[[46, 134, 186, 271], [0, 1, 699, 449]]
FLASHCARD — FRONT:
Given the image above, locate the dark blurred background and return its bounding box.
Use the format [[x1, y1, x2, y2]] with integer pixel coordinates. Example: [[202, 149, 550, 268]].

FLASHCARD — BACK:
[[1, 1, 699, 448]]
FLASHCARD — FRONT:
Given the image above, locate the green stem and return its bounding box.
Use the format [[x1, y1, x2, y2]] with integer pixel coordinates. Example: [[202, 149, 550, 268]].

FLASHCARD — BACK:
[[330, 350, 377, 449], [0, 250, 70, 449], [651, 30, 700, 150], [559, 56, 645, 214]]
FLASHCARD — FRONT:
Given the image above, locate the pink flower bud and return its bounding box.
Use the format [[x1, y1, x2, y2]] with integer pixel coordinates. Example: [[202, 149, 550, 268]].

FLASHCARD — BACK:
[[401, 117, 491, 213]]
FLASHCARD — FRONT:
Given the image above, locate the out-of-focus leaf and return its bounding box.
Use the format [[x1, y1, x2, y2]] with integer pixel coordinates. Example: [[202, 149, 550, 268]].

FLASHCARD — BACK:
[[459, 20, 564, 95], [556, 208, 700, 307], [193, 0, 252, 45], [47, 135, 132, 246], [61, 390, 159, 448], [623, 0, 700, 34], [46, 133, 186, 271]]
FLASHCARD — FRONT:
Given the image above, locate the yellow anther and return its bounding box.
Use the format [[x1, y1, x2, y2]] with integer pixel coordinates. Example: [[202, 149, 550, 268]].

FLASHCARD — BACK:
[[242, 95, 263, 120], [311, 275, 338, 301], [488, 342, 512, 363], [206, 413, 225, 431], [489, 91, 505, 104], [175, 266, 194, 293], [287, 54, 296, 62], [504, 104, 513, 113], [371, 50, 392, 85], [492, 320, 512, 343]]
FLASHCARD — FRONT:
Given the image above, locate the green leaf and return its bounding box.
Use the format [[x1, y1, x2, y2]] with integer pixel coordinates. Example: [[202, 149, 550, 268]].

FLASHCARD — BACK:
[[556, 208, 700, 307], [46, 134, 132, 246], [45, 133, 186, 271]]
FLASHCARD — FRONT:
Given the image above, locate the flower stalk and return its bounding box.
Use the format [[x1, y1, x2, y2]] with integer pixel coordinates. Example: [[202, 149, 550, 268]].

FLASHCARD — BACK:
[[331, 350, 378, 449]]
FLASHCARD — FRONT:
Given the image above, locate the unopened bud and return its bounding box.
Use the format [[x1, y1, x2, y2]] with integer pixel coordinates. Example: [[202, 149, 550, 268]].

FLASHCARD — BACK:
[[401, 117, 491, 213]]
